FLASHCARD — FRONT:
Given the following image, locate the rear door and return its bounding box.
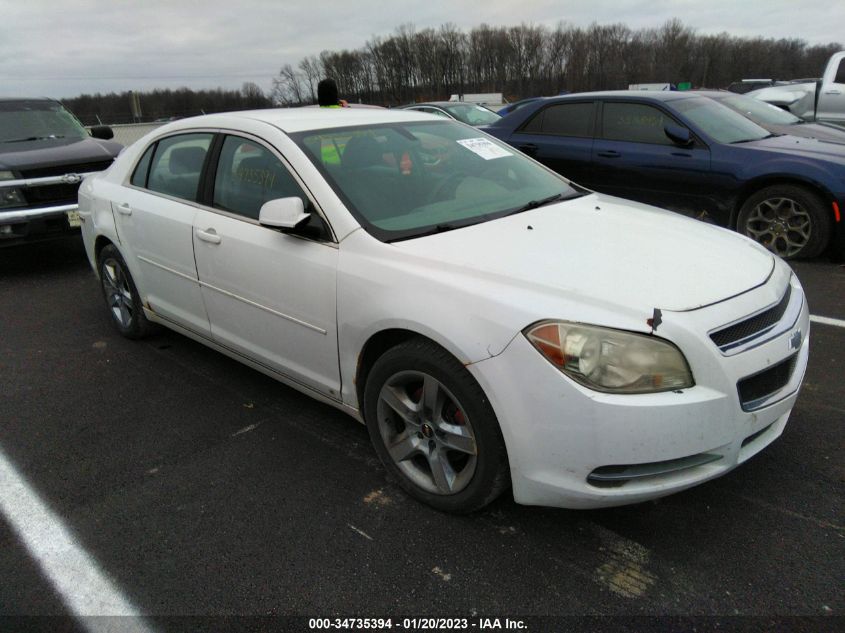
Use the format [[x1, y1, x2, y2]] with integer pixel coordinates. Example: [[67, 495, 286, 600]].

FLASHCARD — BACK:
[[504, 101, 596, 186], [192, 134, 340, 397], [591, 100, 713, 217], [114, 132, 214, 335]]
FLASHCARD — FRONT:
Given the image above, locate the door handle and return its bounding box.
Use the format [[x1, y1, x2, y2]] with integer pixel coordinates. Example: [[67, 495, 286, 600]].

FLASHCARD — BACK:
[[196, 228, 221, 244], [824, 89, 842, 95], [671, 152, 692, 157], [596, 151, 621, 158], [115, 203, 132, 216]]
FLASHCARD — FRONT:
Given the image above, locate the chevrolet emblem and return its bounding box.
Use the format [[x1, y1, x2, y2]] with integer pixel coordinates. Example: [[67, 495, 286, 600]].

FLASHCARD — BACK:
[[61, 173, 83, 185], [789, 329, 802, 351]]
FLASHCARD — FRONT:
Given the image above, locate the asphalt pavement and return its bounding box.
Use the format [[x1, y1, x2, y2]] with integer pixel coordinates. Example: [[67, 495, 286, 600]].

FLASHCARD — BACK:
[[0, 238, 842, 632]]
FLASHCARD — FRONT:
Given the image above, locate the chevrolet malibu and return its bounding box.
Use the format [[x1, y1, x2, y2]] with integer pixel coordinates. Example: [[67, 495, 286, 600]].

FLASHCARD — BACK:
[[78, 109, 810, 513]]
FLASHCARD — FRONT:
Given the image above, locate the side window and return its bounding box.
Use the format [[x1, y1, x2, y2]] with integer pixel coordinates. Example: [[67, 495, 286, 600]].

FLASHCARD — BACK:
[[539, 103, 593, 137], [520, 109, 545, 133], [601, 103, 674, 145], [130, 144, 155, 187], [213, 136, 308, 221], [835, 60, 845, 84], [146, 133, 213, 201]]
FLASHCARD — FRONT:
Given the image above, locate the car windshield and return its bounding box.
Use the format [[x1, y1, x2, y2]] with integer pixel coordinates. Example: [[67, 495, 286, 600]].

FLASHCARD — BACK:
[[293, 120, 581, 242], [714, 94, 803, 126], [441, 104, 501, 126], [0, 100, 89, 143], [672, 97, 771, 144]]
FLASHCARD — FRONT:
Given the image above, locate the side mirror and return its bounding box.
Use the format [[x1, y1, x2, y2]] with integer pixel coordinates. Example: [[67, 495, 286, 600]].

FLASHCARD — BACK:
[[664, 123, 693, 147], [89, 125, 114, 140], [258, 197, 310, 231]]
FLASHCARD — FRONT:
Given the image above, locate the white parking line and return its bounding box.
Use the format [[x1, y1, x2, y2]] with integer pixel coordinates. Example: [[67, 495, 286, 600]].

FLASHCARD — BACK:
[[810, 315, 845, 329], [0, 445, 155, 632]]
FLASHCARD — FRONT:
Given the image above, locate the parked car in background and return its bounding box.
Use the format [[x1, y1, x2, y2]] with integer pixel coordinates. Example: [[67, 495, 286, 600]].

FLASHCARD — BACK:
[[749, 51, 845, 125], [697, 90, 845, 143], [395, 101, 501, 126], [497, 97, 543, 116], [485, 91, 845, 259], [79, 108, 809, 512], [448, 93, 504, 109], [727, 79, 780, 94], [1, 97, 121, 247]]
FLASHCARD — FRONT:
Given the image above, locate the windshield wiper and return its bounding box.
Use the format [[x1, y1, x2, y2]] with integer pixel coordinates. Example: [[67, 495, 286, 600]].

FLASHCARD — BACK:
[[388, 222, 467, 242], [731, 133, 780, 144], [2, 135, 66, 143], [503, 191, 583, 217]]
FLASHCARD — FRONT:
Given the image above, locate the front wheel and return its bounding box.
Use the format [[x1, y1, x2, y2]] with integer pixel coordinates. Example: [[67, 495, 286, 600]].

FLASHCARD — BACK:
[[363, 338, 510, 513], [98, 244, 152, 339], [737, 185, 831, 259]]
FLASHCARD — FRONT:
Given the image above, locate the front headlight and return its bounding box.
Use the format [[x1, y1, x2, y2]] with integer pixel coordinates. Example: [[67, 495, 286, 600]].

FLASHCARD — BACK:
[[524, 321, 694, 394], [0, 171, 25, 209], [0, 187, 25, 208]]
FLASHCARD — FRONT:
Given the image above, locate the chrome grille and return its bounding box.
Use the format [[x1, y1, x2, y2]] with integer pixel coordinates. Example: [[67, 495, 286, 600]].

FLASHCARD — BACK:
[[22, 183, 79, 206]]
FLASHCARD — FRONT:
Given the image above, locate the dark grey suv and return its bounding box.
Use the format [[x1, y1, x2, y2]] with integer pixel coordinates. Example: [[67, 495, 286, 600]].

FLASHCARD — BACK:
[[0, 98, 122, 247]]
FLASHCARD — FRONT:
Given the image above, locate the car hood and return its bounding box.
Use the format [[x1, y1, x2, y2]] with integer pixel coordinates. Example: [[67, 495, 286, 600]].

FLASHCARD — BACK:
[[395, 193, 774, 313], [0, 136, 121, 172], [740, 133, 845, 164]]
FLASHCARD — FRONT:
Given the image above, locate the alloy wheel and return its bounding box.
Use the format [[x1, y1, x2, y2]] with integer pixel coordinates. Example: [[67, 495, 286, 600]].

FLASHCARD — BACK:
[[376, 370, 478, 495], [745, 196, 812, 258], [101, 258, 135, 329]]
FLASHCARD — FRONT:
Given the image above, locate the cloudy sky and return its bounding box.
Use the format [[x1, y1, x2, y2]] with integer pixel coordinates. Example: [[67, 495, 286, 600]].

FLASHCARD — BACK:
[[2, 0, 841, 98]]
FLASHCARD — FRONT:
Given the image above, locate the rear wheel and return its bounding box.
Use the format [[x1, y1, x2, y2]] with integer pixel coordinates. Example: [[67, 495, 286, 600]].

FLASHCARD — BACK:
[[737, 185, 831, 259], [98, 245, 152, 339], [363, 338, 509, 513]]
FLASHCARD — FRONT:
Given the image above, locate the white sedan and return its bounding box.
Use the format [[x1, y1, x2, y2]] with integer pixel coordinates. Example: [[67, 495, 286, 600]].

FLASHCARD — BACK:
[[78, 108, 809, 512]]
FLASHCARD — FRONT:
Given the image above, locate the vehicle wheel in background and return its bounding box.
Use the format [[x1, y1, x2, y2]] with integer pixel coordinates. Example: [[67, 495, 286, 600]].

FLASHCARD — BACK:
[[363, 338, 510, 513], [737, 184, 831, 259], [98, 244, 152, 339]]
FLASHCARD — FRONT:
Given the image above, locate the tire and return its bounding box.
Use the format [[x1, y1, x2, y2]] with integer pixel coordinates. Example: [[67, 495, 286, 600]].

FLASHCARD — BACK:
[[363, 337, 510, 514], [737, 184, 832, 259], [98, 244, 153, 339]]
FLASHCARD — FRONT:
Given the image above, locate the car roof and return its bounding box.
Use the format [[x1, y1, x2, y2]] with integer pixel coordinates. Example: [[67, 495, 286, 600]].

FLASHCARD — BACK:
[[157, 106, 439, 134], [690, 90, 734, 98], [538, 90, 701, 102], [401, 102, 454, 107]]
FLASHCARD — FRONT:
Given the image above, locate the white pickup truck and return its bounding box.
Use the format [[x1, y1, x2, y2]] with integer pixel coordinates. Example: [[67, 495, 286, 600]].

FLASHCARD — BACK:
[[749, 51, 845, 125]]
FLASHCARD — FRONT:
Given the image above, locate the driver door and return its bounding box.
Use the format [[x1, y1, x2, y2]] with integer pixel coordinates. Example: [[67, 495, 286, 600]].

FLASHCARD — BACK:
[[192, 134, 340, 397]]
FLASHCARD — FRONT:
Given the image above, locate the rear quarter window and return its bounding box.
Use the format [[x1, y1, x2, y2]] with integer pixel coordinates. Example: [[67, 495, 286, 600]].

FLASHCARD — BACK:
[[521, 102, 594, 137], [130, 145, 155, 187]]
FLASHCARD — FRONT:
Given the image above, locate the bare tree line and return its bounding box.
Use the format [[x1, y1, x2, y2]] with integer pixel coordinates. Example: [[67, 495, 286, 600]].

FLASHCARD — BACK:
[[272, 19, 842, 106], [61, 19, 841, 123], [64, 84, 272, 126]]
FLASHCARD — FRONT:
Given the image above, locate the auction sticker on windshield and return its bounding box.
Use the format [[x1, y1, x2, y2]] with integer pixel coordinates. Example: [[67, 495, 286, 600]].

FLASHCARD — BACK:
[[456, 137, 512, 160]]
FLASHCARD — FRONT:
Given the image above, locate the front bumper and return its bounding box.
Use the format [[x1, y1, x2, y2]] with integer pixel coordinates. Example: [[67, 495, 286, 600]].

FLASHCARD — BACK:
[[0, 203, 82, 246], [469, 272, 810, 509], [0, 171, 99, 247]]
